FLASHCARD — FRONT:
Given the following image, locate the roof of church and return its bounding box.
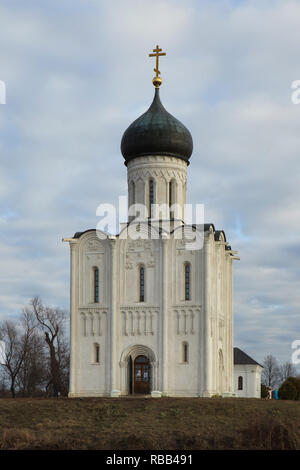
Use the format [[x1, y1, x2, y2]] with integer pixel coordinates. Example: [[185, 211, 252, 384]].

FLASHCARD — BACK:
[[234, 347, 262, 367], [214, 230, 226, 242], [73, 229, 95, 238], [72, 224, 235, 256], [121, 88, 193, 165], [73, 223, 221, 240]]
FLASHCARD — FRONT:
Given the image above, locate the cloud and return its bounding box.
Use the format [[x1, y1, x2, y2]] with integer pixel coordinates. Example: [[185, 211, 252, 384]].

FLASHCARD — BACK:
[[0, 0, 299, 370]]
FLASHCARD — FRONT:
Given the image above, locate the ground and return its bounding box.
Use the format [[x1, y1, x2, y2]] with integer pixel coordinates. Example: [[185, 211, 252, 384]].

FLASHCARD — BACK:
[[0, 397, 299, 450]]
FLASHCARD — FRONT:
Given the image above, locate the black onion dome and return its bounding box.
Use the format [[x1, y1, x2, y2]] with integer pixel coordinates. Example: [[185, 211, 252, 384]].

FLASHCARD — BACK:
[[121, 88, 193, 165]]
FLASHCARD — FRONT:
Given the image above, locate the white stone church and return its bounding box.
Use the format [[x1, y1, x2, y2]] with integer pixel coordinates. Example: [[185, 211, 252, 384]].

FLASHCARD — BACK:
[[64, 50, 262, 398]]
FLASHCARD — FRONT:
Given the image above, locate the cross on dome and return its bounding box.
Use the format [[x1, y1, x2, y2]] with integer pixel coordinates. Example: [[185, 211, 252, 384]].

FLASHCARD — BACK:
[[149, 45, 166, 88]]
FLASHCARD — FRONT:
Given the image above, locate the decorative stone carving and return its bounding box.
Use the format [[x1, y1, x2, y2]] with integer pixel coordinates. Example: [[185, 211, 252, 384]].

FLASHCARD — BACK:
[[79, 311, 106, 337], [121, 309, 156, 336], [146, 261, 155, 268], [175, 309, 196, 336], [86, 239, 103, 252]]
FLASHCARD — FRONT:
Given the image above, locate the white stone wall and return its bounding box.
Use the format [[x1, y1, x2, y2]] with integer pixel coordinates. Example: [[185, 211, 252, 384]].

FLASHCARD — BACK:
[[67, 155, 236, 398], [68, 227, 235, 397], [234, 364, 262, 398]]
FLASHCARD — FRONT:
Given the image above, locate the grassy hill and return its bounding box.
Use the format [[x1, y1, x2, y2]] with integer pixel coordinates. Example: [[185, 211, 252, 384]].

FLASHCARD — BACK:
[[0, 397, 299, 450]]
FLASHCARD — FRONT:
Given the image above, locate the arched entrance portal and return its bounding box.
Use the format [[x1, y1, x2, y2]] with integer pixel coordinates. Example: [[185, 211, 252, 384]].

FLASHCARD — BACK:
[[133, 355, 150, 394], [120, 344, 158, 396]]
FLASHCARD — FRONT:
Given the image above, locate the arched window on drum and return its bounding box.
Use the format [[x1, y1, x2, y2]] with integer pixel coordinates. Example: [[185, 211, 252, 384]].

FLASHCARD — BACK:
[[169, 179, 176, 219], [149, 178, 155, 218]]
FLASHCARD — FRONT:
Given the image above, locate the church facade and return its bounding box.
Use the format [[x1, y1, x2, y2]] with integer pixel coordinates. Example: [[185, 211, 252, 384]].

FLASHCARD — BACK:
[[64, 49, 245, 398]]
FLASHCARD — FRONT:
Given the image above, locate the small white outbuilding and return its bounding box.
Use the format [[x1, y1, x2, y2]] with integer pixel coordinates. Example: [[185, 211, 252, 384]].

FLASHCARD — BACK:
[[234, 347, 262, 398]]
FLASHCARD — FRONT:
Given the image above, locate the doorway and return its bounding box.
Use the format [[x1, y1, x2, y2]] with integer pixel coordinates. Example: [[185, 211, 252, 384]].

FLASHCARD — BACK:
[[133, 355, 150, 394]]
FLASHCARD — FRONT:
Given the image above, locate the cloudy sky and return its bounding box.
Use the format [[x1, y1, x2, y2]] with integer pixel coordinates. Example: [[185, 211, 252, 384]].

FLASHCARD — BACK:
[[0, 0, 299, 369]]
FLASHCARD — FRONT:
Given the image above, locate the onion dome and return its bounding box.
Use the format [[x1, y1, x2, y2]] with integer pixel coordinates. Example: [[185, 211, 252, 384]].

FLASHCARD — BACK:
[[121, 87, 193, 165]]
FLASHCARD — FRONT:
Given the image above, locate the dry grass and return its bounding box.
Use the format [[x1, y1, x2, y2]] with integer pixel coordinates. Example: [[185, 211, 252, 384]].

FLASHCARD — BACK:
[[0, 397, 299, 450]]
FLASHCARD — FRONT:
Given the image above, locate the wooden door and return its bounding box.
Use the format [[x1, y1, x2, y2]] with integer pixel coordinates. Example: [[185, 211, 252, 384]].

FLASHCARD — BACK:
[[134, 355, 150, 394]]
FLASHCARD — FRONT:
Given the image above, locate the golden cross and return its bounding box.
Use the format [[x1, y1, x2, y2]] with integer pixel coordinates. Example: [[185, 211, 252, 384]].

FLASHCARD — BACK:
[[149, 45, 166, 78]]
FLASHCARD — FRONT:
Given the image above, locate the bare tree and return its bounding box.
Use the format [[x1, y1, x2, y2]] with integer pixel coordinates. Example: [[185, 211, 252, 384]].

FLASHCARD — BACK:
[[0, 376, 8, 397], [30, 297, 69, 396], [16, 327, 46, 397], [0, 313, 36, 397], [278, 361, 296, 384], [262, 355, 280, 388]]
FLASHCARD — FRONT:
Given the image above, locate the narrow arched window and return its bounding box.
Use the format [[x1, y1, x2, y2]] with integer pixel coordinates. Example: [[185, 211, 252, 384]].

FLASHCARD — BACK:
[[94, 267, 99, 303], [149, 179, 154, 218], [169, 180, 173, 208], [182, 342, 189, 363], [184, 263, 191, 301], [94, 343, 100, 363], [139, 266, 145, 302], [238, 376, 243, 390], [169, 180, 174, 219], [131, 181, 135, 206]]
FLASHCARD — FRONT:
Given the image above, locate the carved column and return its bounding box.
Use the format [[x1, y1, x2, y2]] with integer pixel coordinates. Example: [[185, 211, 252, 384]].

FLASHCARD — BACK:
[[203, 231, 213, 396], [69, 239, 77, 397], [109, 238, 118, 393], [119, 360, 127, 395], [151, 361, 158, 391], [161, 236, 169, 394]]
